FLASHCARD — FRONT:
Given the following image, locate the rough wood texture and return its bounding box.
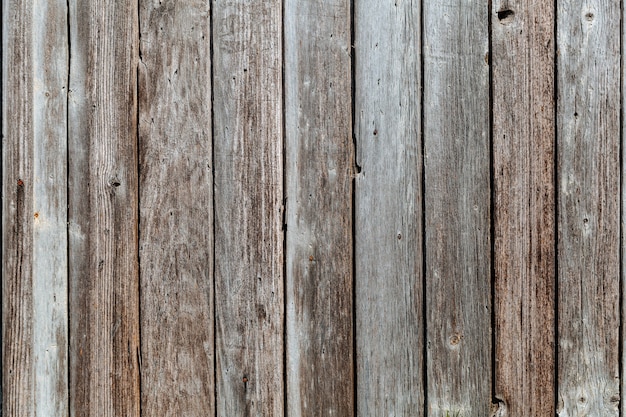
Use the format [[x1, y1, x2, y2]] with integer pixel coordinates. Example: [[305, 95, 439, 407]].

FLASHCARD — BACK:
[[285, 0, 353, 415], [556, 1, 620, 415], [138, 1, 214, 416], [68, 1, 140, 415], [213, 0, 284, 415], [2, 0, 69, 414], [354, 1, 422, 415], [492, 1, 556, 416], [424, 2, 491, 416]]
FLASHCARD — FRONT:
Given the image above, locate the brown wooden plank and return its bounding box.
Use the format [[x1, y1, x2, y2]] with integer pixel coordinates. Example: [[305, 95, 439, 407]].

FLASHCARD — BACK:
[[556, 0, 620, 415], [212, 0, 284, 414], [424, 1, 491, 416], [492, 1, 556, 415], [2, 0, 69, 414], [137, 1, 214, 416], [353, 0, 423, 415], [68, 1, 140, 415], [284, 0, 354, 415]]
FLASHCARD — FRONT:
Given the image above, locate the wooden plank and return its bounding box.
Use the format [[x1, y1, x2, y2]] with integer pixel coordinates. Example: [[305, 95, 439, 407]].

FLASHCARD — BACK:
[[492, 1, 556, 415], [2, 0, 69, 414], [284, 0, 353, 415], [212, 0, 284, 414], [353, 1, 422, 415], [423, 2, 491, 416], [137, 1, 214, 416], [67, 1, 140, 415], [556, 0, 620, 415]]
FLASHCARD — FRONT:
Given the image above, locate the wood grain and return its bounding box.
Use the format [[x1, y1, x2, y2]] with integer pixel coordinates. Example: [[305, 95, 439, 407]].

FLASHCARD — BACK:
[[68, 1, 140, 415], [2, 0, 69, 414], [492, 1, 556, 416], [138, 1, 214, 416], [354, 1, 422, 415], [285, 0, 354, 415], [212, 0, 284, 415], [424, 2, 491, 416], [556, 0, 620, 415]]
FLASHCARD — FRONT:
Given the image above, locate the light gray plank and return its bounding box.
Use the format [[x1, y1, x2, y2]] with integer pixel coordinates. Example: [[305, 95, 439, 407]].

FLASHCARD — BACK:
[[354, 0, 422, 415], [556, 0, 620, 415], [68, 1, 141, 415], [212, 0, 284, 415], [2, 0, 69, 414], [285, 0, 354, 414], [423, 2, 491, 416], [138, 1, 214, 416]]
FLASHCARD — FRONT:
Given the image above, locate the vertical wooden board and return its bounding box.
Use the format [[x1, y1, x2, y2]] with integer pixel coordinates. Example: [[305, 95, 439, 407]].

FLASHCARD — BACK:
[[138, 1, 214, 416], [284, 0, 353, 415], [423, 2, 491, 416], [492, 1, 556, 416], [2, 0, 69, 414], [354, 0, 422, 415], [213, 0, 284, 415], [68, 1, 140, 415], [556, 0, 620, 415]]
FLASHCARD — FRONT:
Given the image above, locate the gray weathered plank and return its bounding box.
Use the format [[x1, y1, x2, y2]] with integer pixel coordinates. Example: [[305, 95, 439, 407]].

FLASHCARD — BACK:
[[354, 1, 422, 415], [423, 2, 491, 416], [556, 1, 620, 415], [492, 1, 556, 416], [2, 0, 69, 414], [285, 0, 354, 415], [212, 0, 284, 414], [138, 1, 214, 416], [68, 1, 141, 415]]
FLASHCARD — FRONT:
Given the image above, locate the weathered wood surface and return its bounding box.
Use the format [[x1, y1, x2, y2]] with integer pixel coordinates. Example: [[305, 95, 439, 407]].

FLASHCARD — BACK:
[[285, 0, 354, 415], [556, 0, 620, 415], [492, 1, 556, 416], [2, 0, 69, 415], [68, 1, 141, 415], [138, 1, 214, 416], [213, 0, 284, 415], [354, 0, 422, 415], [424, 2, 491, 416]]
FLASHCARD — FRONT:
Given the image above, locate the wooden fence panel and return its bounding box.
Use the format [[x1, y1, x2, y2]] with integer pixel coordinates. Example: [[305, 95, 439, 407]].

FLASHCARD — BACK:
[[138, 1, 214, 416], [2, 0, 69, 414], [284, 0, 354, 415], [68, 1, 141, 415], [213, 0, 284, 415], [354, 0, 422, 415], [424, 2, 491, 416], [557, 0, 620, 415]]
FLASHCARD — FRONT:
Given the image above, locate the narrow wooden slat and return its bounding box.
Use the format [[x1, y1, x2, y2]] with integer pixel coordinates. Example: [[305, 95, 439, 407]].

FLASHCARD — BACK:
[[424, 2, 491, 416], [212, 0, 284, 414], [556, 0, 620, 415], [492, 1, 556, 415], [68, 1, 140, 415], [138, 1, 214, 415], [284, 0, 353, 414], [354, 1, 422, 415], [2, 0, 69, 414]]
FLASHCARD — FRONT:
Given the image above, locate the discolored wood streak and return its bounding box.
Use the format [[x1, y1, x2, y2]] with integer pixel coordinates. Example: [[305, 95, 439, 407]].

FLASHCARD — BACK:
[[285, 0, 354, 415], [3, 0, 69, 415], [213, 0, 284, 415], [424, 1, 491, 416], [354, 0, 422, 415], [138, 1, 214, 416], [492, 1, 556, 416], [557, 0, 620, 415], [68, 1, 140, 415]]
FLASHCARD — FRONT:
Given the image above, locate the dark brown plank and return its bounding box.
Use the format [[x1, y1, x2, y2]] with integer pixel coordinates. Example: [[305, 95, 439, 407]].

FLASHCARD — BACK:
[[492, 1, 556, 415], [138, 1, 214, 416], [68, 1, 140, 415]]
